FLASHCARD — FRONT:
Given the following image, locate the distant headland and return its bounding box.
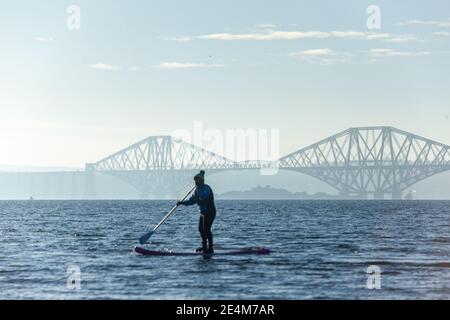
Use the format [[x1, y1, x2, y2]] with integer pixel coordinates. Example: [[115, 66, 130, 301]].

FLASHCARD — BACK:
[[218, 185, 345, 200]]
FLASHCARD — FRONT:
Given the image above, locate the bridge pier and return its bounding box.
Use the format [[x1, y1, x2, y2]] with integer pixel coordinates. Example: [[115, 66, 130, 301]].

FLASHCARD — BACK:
[[374, 191, 384, 200], [357, 191, 368, 200], [392, 190, 402, 200], [84, 163, 97, 199], [338, 191, 350, 199], [140, 191, 149, 200], [71, 173, 78, 199]]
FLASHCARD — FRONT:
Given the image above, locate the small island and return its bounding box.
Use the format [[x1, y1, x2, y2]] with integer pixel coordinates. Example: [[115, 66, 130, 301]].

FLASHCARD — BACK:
[[218, 185, 343, 200]]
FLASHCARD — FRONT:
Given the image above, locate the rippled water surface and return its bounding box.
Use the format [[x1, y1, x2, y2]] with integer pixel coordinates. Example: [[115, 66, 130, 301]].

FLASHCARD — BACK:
[[1, 200, 450, 299]]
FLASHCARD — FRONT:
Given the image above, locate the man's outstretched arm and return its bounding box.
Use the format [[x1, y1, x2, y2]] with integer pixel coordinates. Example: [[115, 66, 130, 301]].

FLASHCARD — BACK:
[[178, 194, 196, 206]]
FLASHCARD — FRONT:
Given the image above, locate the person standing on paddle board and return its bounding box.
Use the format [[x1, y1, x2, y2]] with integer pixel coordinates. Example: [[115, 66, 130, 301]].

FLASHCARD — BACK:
[[177, 170, 216, 254]]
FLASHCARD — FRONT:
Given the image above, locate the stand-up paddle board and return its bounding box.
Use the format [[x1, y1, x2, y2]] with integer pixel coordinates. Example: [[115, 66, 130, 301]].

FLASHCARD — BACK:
[[133, 246, 270, 256]]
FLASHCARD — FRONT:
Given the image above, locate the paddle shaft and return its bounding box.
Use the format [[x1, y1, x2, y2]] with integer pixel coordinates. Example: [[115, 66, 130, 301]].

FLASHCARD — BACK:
[[151, 185, 196, 233]]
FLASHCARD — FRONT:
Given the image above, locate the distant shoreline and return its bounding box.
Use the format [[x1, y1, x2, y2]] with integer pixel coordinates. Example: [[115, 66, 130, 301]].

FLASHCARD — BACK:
[[217, 185, 354, 200]]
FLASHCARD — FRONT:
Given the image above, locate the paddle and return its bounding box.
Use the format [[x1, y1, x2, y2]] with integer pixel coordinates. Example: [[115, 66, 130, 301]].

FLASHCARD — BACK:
[[139, 185, 196, 245]]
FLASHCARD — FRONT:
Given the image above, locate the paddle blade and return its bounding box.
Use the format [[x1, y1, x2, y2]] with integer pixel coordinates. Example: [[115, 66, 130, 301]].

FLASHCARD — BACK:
[[139, 230, 154, 244]]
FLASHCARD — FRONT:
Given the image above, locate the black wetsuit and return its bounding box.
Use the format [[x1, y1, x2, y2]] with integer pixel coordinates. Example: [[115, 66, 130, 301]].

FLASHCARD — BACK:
[[180, 184, 216, 251]]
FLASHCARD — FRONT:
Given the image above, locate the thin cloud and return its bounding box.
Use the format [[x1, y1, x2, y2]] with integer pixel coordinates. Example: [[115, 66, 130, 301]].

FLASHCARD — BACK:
[[291, 48, 336, 57], [286, 47, 431, 65], [34, 37, 55, 43], [434, 31, 450, 36], [399, 19, 450, 27], [255, 24, 277, 29], [198, 30, 369, 41], [91, 63, 122, 70], [383, 35, 417, 43], [170, 29, 413, 43], [159, 35, 192, 42], [289, 48, 352, 65], [152, 62, 225, 69], [365, 49, 431, 57]]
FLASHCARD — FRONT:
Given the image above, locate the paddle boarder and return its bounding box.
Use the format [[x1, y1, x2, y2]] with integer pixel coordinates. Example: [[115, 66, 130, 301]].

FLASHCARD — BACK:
[[177, 170, 216, 254]]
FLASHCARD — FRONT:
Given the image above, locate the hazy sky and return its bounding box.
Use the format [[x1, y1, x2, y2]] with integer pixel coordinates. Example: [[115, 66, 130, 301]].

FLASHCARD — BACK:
[[1, 0, 449, 167]]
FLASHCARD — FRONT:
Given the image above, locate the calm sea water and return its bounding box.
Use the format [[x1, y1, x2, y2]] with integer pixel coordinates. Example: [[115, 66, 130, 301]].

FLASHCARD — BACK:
[[1, 200, 450, 299]]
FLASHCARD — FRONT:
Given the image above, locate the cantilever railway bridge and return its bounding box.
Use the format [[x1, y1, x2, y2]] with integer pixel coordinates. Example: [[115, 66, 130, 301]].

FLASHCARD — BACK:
[[86, 127, 450, 199]]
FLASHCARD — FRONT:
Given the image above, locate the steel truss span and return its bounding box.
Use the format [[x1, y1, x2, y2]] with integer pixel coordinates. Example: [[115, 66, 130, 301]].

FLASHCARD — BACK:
[[278, 127, 450, 199], [90, 127, 450, 199]]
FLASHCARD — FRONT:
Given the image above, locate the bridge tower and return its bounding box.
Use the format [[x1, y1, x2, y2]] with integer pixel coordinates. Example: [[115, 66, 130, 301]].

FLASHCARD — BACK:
[[91, 136, 235, 199], [279, 126, 450, 199]]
